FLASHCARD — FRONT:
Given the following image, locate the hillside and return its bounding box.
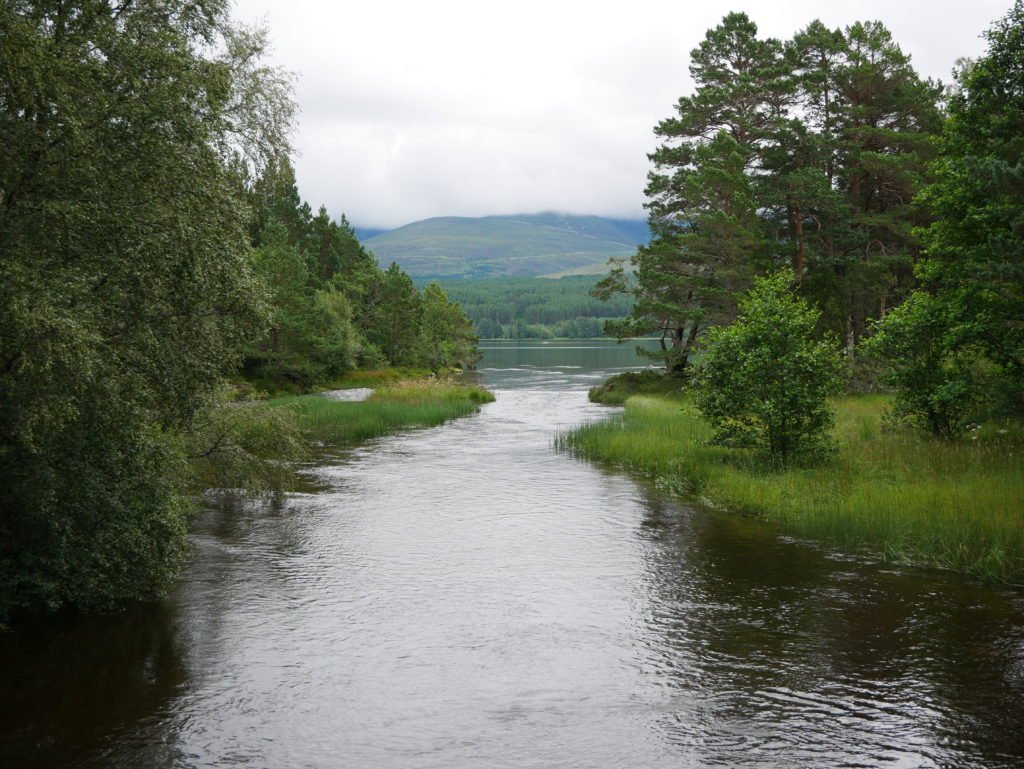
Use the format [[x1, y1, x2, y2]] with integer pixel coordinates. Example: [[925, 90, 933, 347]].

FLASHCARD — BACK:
[[362, 213, 646, 279]]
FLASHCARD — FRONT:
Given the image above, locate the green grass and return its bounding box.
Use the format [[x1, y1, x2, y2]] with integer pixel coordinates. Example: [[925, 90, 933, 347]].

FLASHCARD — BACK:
[[588, 369, 688, 406], [558, 393, 1024, 583], [268, 379, 495, 445], [324, 367, 434, 389], [234, 368, 436, 398]]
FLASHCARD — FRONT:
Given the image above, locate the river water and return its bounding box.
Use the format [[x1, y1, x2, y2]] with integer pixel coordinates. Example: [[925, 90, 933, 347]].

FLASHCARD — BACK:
[[3, 339, 1024, 768]]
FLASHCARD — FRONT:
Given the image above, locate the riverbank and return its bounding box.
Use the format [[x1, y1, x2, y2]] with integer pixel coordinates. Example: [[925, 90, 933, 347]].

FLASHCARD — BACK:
[[558, 380, 1024, 583], [192, 377, 494, 495], [269, 377, 495, 446], [234, 367, 441, 398]]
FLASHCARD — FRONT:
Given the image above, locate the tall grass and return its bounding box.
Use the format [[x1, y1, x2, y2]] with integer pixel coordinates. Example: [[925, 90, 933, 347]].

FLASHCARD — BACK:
[[269, 379, 494, 445], [327, 367, 435, 389], [558, 395, 1024, 583]]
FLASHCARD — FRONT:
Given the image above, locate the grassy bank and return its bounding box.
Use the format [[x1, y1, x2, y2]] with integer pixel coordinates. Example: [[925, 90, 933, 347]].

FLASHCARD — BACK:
[[558, 389, 1024, 583], [323, 367, 435, 390], [268, 378, 495, 446], [234, 367, 438, 398], [586, 369, 687, 405]]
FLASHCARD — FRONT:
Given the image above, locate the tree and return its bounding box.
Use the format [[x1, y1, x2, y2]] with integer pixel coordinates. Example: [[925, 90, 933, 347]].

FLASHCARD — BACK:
[[246, 219, 322, 387], [597, 13, 782, 372], [599, 14, 940, 373], [694, 271, 846, 462], [864, 293, 980, 437], [919, 1, 1023, 414], [869, 2, 1024, 434], [416, 282, 481, 372], [250, 156, 313, 255], [310, 288, 360, 377], [0, 1, 293, 617], [826, 22, 941, 349], [598, 132, 763, 370], [363, 263, 421, 366]]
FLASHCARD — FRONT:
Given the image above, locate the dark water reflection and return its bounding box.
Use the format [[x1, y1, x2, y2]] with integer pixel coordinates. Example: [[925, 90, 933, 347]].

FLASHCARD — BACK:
[[2, 340, 1023, 768], [0, 603, 186, 767], [636, 490, 1024, 767]]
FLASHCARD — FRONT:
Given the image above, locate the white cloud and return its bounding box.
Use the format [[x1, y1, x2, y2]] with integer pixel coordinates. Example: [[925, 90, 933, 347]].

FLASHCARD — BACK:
[[233, 0, 1010, 228]]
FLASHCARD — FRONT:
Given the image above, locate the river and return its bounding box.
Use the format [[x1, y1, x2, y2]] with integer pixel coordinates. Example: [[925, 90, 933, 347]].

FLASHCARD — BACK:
[[3, 339, 1023, 768]]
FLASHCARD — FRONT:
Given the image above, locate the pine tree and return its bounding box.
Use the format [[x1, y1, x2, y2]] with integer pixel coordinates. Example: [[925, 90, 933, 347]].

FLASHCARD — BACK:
[[599, 13, 943, 373], [598, 13, 780, 371]]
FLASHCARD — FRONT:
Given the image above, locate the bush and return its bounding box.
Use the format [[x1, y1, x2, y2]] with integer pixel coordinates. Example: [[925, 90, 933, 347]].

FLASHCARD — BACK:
[[694, 270, 846, 463], [864, 292, 981, 438]]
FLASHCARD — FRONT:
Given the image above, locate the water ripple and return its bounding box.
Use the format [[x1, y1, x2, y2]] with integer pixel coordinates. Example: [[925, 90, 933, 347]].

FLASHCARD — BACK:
[[3, 343, 1023, 769]]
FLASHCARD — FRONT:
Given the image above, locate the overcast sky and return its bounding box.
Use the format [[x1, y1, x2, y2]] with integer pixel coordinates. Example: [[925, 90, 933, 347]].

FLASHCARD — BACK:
[[231, 0, 1011, 229]]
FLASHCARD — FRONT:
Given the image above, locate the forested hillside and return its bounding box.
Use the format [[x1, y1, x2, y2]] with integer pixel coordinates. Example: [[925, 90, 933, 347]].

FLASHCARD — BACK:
[[435, 276, 634, 338]]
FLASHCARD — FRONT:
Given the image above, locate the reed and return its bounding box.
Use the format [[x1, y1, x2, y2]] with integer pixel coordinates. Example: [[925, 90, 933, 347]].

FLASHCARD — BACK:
[[558, 394, 1024, 583], [326, 367, 434, 389], [269, 379, 494, 445]]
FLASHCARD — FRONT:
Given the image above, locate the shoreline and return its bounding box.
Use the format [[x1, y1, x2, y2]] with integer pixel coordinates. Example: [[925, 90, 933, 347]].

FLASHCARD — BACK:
[[558, 378, 1024, 584]]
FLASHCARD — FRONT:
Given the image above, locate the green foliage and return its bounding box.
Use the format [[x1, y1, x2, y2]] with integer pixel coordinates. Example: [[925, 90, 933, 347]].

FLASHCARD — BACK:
[[868, 2, 1024, 435], [694, 271, 846, 462], [186, 395, 310, 495], [311, 289, 360, 375], [416, 282, 481, 371], [247, 220, 321, 386], [362, 262, 421, 366], [242, 159, 480, 384], [244, 217, 362, 386], [865, 293, 981, 437], [0, 0, 294, 619], [2, 395, 194, 615], [782, 19, 941, 346], [598, 13, 785, 370]]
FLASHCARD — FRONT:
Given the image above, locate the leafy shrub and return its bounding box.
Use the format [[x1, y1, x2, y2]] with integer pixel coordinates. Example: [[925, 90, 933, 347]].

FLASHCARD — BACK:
[[694, 270, 846, 463], [864, 292, 981, 438]]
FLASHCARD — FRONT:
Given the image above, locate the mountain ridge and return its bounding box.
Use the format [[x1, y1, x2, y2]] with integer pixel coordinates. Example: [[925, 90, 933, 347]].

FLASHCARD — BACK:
[[360, 213, 647, 280]]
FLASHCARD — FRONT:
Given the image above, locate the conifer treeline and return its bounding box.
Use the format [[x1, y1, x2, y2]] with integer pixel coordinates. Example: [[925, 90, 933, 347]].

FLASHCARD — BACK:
[[244, 160, 480, 389], [437, 276, 634, 339]]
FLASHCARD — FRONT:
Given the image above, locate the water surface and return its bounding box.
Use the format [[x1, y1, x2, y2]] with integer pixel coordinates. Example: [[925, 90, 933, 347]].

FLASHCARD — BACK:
[[3, 339, 1023, 768]]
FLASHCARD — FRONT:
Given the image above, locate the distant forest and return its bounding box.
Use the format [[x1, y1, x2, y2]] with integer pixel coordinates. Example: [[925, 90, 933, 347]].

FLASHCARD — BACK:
[[434, 276, 633, 339]]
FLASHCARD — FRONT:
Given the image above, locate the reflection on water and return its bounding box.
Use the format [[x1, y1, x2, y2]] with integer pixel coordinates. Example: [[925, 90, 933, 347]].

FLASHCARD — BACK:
[[635, 489, 1024, 767], [2, 339, 1023, 768], [0, 603, 186, 768]]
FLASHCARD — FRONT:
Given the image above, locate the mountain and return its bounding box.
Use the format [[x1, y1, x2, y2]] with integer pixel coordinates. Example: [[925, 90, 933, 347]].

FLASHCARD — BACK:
[[353, 226, 389, 242], [361, 213, 647, 279]]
